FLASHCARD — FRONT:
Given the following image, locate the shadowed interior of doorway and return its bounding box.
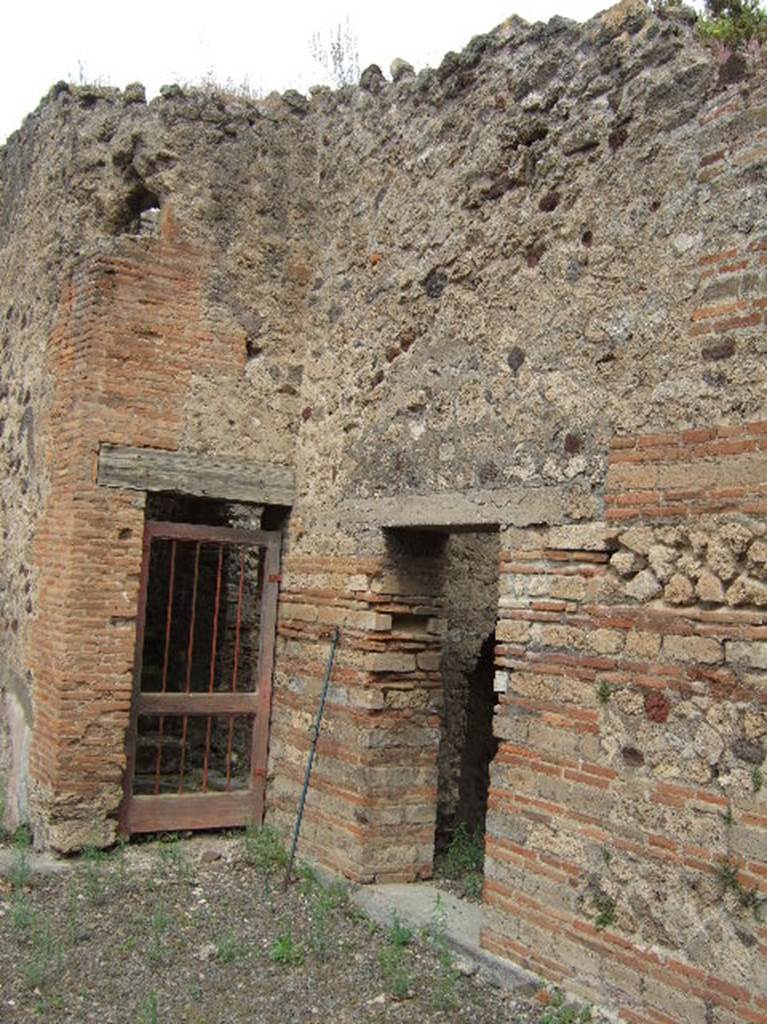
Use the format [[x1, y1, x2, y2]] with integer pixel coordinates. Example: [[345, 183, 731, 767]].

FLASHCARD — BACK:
[[435, 530, 500, 895]]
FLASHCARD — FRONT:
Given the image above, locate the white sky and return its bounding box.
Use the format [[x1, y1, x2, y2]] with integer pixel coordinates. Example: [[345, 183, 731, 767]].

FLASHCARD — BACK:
[[2, 0, 610, 145]]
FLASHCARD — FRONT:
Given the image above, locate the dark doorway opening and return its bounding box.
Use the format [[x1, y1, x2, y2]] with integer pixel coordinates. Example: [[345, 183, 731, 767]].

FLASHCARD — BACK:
[[382, 524, 500, 895], [435, 530, 500, 870], [455, 632, 499, 835]]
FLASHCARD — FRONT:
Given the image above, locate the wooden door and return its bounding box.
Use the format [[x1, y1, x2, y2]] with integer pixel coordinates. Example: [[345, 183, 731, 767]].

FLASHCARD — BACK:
[[118, 521, 281, 835]]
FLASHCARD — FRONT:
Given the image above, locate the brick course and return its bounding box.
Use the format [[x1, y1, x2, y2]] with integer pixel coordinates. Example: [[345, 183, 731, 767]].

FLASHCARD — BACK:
[[24, 232, 280, 848]]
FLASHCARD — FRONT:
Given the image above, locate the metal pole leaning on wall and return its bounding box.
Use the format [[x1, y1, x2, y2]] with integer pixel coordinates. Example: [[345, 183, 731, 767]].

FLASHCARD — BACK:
[[283, 626, 340, 890]]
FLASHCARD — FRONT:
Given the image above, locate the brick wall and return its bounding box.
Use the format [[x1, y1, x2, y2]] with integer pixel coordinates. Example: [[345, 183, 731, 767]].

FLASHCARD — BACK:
[[267, 550, 446, 882], [482, 427, 767, 1024], [25, 228, 271, 849], [607, 420, 767, 523]]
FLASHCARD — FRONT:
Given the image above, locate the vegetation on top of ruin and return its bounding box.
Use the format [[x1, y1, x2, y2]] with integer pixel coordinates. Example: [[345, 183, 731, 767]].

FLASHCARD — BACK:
[[652, 0, 767, 46], [8, 0, 767, 149], [698, 0, 767, 45]]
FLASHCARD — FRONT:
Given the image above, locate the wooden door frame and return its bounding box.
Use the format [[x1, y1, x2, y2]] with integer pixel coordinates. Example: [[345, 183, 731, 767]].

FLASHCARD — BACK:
[[118, 520, 282, 836]]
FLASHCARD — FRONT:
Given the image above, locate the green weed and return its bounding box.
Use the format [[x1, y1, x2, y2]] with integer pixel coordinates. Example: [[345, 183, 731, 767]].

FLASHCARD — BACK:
[[138, 991, 160, 1024], [64, 885, 82, 947], [717, 857, 765, 919], [378, 944, 412, 999], [597, 681, 612, 705], [243, 824, 287, 890], [425, 896, 460, 1009], [540, 989, 593, 1024], [18, 913, 59, 993], [10, 891, 34, 936], [20, 956, 46, 992], [431, 963, 460, 1012], [109, 838, 130, 892], [297, 861, 320, 895], [158, 836, 192, 887], [434, 822, 485, 901], [752, 766, 764, 794], [11, 824, 32, 890], [0, 785, 8, 841], [303, 873, 352, 960], [83, 845, 108, 903], [148, 899, 170, 965], [215, 929, 244, 964], [269, 923, 303, 966], [590, 883, 617, 930], [388, 911, 414, 948]]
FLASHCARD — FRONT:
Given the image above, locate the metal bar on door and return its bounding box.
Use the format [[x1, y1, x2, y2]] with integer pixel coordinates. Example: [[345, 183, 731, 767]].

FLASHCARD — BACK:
[[154, 539, 177, 795], [201, 543, 224, 793], [226, 547, 246, 791], [178, 541, 201, 794]]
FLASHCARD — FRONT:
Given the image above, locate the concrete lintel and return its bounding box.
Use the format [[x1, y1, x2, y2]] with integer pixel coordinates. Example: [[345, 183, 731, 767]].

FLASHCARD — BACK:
[[340, 486, 567, 530]]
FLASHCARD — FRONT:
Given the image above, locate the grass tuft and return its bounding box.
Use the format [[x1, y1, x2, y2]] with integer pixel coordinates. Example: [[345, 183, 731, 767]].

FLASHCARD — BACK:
[[434, 822, 485, 901]]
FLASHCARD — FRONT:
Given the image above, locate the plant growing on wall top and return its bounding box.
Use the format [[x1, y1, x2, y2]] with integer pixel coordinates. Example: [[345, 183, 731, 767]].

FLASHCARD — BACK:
[[309, 18, 360, 88], [650, 0, 767, 47], [698, 0, 767, 46]]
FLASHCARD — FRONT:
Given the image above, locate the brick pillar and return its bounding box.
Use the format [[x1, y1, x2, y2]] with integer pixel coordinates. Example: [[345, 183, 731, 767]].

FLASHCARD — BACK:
[[26, 234, 243, 849], [268, 544, 446, 882], [481, 523, 612, 995]]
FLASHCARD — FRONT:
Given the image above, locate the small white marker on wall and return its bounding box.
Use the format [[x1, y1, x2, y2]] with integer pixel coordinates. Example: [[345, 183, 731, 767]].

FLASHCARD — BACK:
[[493, 670, 509, 695]]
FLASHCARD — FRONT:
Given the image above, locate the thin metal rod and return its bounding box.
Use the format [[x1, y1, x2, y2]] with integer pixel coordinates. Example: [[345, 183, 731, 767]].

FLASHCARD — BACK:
[[226, 548, 246, 790], [283, 627, 340, 890], [178, 542, 201, 794], [202, 543, 224, 793], [154, 539, 177, 795]]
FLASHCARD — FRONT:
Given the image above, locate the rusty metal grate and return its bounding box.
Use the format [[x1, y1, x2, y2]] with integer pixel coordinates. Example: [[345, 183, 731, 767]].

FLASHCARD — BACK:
[[119, 521, 281, 835]]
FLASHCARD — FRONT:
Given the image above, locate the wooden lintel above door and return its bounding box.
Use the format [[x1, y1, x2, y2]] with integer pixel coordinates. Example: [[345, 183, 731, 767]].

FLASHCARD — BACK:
[[97, 444, 295, 506]]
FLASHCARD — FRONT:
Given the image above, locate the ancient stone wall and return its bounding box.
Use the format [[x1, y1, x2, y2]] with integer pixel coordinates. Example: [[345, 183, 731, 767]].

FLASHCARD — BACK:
[[1, 2, 767, 1019], [271, 7, 767, 1020], [0, 82, 316, 843], [486, 425, 767, 1023]]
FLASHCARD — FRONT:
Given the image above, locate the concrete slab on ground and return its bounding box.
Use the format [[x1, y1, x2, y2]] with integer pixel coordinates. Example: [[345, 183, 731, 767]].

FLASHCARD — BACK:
[[0, 847, 70, 879], [351, 880, 535, 993]]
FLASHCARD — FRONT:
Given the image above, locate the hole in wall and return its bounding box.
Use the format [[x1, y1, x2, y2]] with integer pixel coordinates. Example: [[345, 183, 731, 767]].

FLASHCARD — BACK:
[[115, 182, 161, 236], [622, 746, 645, 767]]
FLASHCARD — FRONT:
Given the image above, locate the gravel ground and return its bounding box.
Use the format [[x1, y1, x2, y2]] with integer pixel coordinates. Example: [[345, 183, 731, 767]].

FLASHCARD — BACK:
[[0, 830, 557, 1024]]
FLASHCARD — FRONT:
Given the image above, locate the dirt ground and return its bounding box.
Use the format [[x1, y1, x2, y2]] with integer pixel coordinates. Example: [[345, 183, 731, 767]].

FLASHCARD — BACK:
[[0, 829, 566, 1024]]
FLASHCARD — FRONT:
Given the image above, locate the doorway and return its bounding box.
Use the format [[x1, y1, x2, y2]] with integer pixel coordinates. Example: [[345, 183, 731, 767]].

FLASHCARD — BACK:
[[434, 530, 500, 894], [118, 496, 282, 835], [382, 525, 500, 889]]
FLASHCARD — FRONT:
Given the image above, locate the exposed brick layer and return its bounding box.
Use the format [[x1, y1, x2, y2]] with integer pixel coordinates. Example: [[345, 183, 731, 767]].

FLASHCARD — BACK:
[[27, 237, 255, 847], [486, 437, 767, 1023], [268, 553, 446, 882], [607, 420, 767, 522]]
